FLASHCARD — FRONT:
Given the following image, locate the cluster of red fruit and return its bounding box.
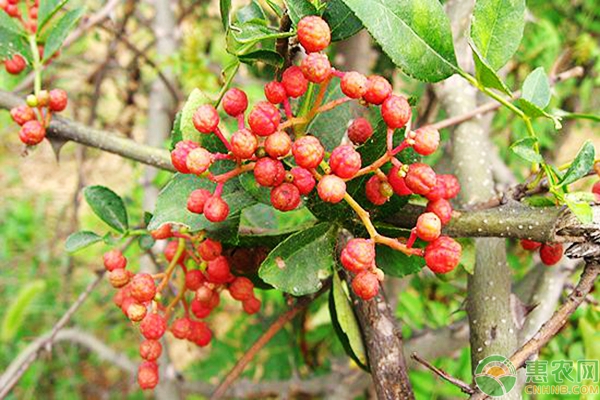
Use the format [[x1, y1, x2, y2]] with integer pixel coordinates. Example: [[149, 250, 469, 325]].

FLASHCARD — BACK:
[[102, 224, 260, 390], [171, 15, 463, 300], [9, 89, 68, 145], [520, 240, 563, 266], [1, 0, 39, 34]]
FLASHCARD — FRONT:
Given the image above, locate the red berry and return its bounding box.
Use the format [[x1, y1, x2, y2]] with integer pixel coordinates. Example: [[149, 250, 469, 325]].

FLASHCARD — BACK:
[[521, 239, 542, 251], [292, 135, 324, 169], [282, 66, 308, 98], [170, 317, 192, 339], [242, 296, 262, 314], [195, 285, 214, 304], [186, 147, 213, 175], [540, 243, 563, 266], [193, 104, 219, 133], [424, 236, 461, 274], [265, 131, 292, 159], [254, 157, 286, 187], [271, 183, 301, 211], [228, 276, 255, 301], [347, 117, 373, 145], [329, 145, 361, 179], [231, 128, 258, 159], [5, 4, 20, 18], [120, 297, 136, 316], [405, 163, 436, 195], [188, 320, 212, 346], [381, 95, 411, 129], [48, 89, 68, 112], [109, 269, 131, 288], [103, 249, 127, 271], [140, 313, 167, 340], [426, 199, 453, 225], [290, 167, 316, 195], [416, 212, 442, 242], [351, 271, 379, 300], [365, 175, 391, 205], [191, 298, 212, 319], [171, 140, 199, 174], [297, 16, 331, 53], [264, 81, 287, 104], [140, 340, 162, 361], [130, 273, 157, 303], [300, 53, 331, 83], [412, 127, 439, 156], [204, 196, 229, 222], [187, 188, 211, 214], [592, 181, 600, 201], [440, 175, 460, 199], [137, 361, 159, 390], [5, 54, 26, 75], [127, 303, 148, 322], [164, 240, 186, 264], [184, 270, 204, 291], [317, 175, 346, 203], [19, 120, 45, 145], [198, 239, 222, 261], [248, 101, 281, 136], [340, 238, 375, 273], [206, 255, 234, 284], [10, 105, 35, 126], [387, 165, 412, 196], [113, 286, 130, 308], [222, 88, 248, 117], [37, 90, 50, 107], [341, 71, 367, 99], [151, 224, 172, 240], [363, 75, 392, 105]]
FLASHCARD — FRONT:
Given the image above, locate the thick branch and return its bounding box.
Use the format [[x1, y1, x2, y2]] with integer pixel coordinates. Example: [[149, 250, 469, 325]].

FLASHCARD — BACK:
[[387, 203, 600, 243], [0, 90, 175, 172]]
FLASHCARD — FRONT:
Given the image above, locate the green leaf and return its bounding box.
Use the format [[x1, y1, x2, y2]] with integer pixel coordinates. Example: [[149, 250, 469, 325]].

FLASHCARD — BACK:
[[564, 195, 593, 224], [84, 186, 129, 233], [1, 280, 46, 342], [559, 141, 595, 186], [220, 0, 232, 30], [510, 137, 543, 164], [235, 0, 266, 24], [457, 238, 476, 275], [147, 174, 256, 234], [230, 21, 289, 45], [330, 271, 368, 367], [324, 0, 363, 41], [43, 7, 85, 62], [238, 49, 284, 67], [470, 0, 526, 71], [0, 10, 27, 36], [517, 98, 547, 119], [239, 173, 271, 205], [37, 0, 69, 32], [266, 0, 283, 17], [470, 40, 512, 96], [521, 67, 551, 109], [0, 11, 32, 62], [285, 0, 317, 25], [65, 231, 102, 253], [375, 245, 424, 278], [180, 89, 212, 143], [258, 223, 337, 295], [340, 0, 457, 82], [307, 81, 352, 151], [170, 111, 183, 150]]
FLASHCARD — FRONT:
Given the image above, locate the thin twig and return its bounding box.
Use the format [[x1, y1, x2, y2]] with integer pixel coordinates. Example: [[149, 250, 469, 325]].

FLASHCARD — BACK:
[[470, 260, 600, 400], [210, 286, 329, 400], [411, 352, 475, 394], [0, 271, 105, 399]]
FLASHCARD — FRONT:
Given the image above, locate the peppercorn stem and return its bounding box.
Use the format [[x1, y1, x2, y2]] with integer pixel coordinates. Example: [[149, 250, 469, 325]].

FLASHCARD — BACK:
[[157, 238, 185, 293]]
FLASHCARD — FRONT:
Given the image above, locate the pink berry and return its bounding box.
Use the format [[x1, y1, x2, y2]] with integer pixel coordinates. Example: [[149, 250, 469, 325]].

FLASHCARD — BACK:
[[381, 95, 411, 129], [171, 140, 199, 174], [187, 188, 211, 214], [426, 199, 453, 225], [317, 175, 346, 204], [10, 105, 35, 125], [186, 147, 213, 175], [282, 66, 308, 98], [340, 238, 375, 273], [290, 167, 316, 195], [341, 71, 367, 99], [297, 16, 331, 53], [228, 276, 255, 301], [193, 104, 219, 133], [206, 256, 234, 284], [19, 120, 45, 145], [329, 145, 361, 179], [231, 128, 258, 159], [138, 361, 159, 390], [185, 270, 206, 291], [103, 249, 127, 271], [424, 236, 461, 274], [351, 271, 379, 300], [254, 157, 286, 187], [248, 101, 281, 136], [199, 239, 222, 261], [300, 53, 332, 83], [265, 131, 292, 159], [365, 175, 390, 205], [271, 183, 301, 211], [363, 75, 392, 105], [203, 196, 230, 222], [48, 89, 68, 112], [222, 88, 248, 117], [412, 127, 439, 156], [415, 212, 442, 242], [405, 163, 436, 195], [139, 340, 162, 361], [292, 136, 324, 169], [264, 81, 287, 104], [242, 296, 262, 314], [347, 117, 374, 145], [140, 313, 167, 340], [130, 273, 157, 303]]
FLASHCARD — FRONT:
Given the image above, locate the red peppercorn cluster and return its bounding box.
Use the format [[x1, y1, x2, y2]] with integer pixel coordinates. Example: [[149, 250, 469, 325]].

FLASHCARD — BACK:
[[520, 239, 563, 266], [167, 15, 463, 301], [103, 228, 260, 390], [9, 89, 68, 146], [1, 0, 39, 34]]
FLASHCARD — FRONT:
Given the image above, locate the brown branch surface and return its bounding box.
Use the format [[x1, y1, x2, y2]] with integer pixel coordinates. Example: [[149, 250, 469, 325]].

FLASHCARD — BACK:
[[470, 259, 600, 400]]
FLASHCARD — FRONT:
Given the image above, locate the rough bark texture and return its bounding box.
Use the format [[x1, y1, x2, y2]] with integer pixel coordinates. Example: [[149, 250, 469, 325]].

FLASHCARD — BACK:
[[437, 1, 518, 397]]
